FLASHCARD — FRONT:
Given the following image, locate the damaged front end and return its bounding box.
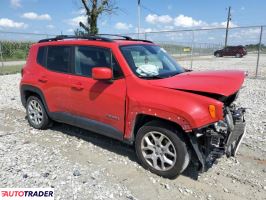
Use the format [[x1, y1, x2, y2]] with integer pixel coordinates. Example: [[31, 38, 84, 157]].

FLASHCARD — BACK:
[[189, 104, 246, 172]]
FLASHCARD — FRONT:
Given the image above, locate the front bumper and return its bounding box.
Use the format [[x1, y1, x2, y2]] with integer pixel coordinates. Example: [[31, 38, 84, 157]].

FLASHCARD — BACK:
[[189, 106, 246, 172]]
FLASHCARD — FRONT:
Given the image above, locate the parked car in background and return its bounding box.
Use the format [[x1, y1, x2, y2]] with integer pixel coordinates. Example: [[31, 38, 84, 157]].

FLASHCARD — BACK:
[[214, 46, 247, 58]]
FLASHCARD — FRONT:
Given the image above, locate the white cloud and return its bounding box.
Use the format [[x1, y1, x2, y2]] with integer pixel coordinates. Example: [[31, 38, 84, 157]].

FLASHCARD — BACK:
[[208, 21, 238, 29], [46, 24, 55, 29], [67, 15, 87, 26], [21, 12, 51, 20], [144, 13, 239, 30], [219, 21, 238, 28], [67, 28, 74, 33], [229, 28, 261, 40], [135, 27, 158, 33], [10, 0, 21, 8], [72, 9, 86, 15], [101, 20, 107, 26], [115, 22, 133, 30], [164, 25, 174, 30], [0, 18, 27, 29], [146, 14, 173, 24], [174, 15, 206, 27]]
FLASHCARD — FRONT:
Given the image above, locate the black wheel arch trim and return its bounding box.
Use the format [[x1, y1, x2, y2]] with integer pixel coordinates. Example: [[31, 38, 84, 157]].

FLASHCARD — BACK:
[[20, 84, 50, 113]]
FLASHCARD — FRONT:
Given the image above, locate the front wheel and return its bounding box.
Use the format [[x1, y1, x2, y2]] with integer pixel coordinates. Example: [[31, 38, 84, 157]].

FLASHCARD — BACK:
[[215, 53, 222, 57], [235, 53, 242, 58], [135, 121, 190, 179]]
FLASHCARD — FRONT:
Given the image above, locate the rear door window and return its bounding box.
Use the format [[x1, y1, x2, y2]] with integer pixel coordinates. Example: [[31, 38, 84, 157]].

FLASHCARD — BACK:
[[47, 46, 71, 73], [74, 46, 123, 78]]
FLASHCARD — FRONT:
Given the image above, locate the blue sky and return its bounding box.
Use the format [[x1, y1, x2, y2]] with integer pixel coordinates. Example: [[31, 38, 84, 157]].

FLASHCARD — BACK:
[[0, 0, 265, 44]]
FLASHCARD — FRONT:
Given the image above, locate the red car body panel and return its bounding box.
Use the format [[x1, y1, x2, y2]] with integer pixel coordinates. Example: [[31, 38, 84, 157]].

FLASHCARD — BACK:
[[67, 74, 126, 133], [20, 39, 245, 142], [22, 45, 71, 113], [149, 70, 245, 96], [123, 76, 225, 139]]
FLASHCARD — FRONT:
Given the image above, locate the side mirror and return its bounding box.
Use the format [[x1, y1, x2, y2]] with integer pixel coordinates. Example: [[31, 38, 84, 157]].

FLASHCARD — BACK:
[[92, 67, 113, 80]]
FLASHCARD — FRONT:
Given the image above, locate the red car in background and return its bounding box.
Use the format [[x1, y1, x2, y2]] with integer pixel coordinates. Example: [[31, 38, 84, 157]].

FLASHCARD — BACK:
[[214, 45, 247, 58]]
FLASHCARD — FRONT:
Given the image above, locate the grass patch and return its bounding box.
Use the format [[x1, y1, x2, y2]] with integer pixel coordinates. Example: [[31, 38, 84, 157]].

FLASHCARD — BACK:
[[0, 65, 23, 75]]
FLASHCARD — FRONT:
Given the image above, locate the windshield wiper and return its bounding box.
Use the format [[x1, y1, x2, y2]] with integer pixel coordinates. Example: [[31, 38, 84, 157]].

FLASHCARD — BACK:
[[138, 75, 164, 79]]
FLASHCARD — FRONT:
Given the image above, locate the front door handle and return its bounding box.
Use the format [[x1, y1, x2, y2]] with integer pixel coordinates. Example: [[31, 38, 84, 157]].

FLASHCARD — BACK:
[[71, 82, 84, 90]]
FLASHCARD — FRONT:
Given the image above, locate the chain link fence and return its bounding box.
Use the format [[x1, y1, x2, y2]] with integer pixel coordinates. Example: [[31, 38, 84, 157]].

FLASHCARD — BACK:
[[0, 32, 55, 75], [0, 26, 265, 77], [140, 26, 265, 78]]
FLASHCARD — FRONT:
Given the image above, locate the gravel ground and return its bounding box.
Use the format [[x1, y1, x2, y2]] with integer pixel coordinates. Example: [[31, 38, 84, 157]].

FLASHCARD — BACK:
[[0, 73, 265, 200], [178, 54, 266, 77]]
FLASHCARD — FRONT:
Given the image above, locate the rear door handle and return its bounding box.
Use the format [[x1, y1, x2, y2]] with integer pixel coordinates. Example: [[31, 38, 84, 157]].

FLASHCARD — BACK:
[[38, 75, 48, 83], [71, 82, 84, 90]]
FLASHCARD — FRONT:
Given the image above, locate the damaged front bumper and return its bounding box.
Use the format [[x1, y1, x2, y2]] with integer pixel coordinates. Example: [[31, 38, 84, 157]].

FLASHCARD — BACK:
[[189, 105, 246, 172]]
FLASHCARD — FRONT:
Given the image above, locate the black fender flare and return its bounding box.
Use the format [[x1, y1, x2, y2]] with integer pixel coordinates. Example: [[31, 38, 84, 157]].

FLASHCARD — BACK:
[[20, 84, 50, 114]]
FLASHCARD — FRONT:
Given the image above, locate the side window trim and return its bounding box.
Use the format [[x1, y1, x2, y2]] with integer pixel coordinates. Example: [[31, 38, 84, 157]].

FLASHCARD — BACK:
[[44, 46, 48, 67], [72, 45, 124, 79], [36, 46, 46, 67]]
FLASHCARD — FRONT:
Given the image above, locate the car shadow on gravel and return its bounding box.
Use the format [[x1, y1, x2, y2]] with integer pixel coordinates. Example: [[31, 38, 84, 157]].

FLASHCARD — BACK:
[[50, 122, 200, 180], [51, 122, 138, 161]]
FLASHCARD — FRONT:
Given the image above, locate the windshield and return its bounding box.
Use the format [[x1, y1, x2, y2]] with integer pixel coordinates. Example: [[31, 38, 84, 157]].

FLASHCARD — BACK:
[[120, 44, 185, 79]]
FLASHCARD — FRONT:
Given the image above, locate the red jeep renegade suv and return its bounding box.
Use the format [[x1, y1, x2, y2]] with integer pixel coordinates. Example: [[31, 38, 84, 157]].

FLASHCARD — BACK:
[[20, 35, 246, 178]]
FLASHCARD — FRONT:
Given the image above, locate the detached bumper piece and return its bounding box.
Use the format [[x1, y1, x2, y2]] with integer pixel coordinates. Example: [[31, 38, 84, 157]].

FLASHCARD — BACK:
[[189, 106, 246, 172], [225, 119, 246, 157]]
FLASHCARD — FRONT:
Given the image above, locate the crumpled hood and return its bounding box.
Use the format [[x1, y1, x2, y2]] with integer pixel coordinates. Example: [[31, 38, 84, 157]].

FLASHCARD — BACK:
[[149, 70, 245, 97]]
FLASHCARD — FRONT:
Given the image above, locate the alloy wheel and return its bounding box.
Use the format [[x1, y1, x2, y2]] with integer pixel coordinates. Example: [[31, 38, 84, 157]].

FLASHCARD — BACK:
[[27, 99, 43, 126], [141, 131, 177, 171]]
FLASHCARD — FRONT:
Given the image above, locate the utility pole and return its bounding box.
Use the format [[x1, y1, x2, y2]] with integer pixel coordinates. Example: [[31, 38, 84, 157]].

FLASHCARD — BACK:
[[255, 26, 263, 77], [224, 6, 231, 47], [137, 0, 141, 38]]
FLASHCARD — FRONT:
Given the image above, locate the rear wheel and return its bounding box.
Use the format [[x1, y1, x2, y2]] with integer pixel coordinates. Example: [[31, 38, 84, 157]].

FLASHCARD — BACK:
[[135, 121, 190, 179], [26, 96, 50, 129]]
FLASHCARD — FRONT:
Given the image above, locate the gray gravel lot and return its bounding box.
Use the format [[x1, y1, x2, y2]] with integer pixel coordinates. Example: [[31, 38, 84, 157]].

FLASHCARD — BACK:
[[0, 73, 265, 200], [178, 54, 266, 77]]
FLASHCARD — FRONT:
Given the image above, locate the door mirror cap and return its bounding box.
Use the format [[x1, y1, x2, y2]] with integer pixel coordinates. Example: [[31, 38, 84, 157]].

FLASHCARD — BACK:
[[92, 67, 112, 80]]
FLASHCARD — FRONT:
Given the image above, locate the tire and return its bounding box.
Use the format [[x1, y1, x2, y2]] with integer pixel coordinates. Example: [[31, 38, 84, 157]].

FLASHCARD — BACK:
[[135, 121, 190, 179], [215, 53, 221, 57], [26, 96, 50, 129]]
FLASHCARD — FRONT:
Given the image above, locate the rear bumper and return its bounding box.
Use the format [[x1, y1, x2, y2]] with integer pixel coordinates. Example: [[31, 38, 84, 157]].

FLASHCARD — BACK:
[[188, 106, 246, 172]]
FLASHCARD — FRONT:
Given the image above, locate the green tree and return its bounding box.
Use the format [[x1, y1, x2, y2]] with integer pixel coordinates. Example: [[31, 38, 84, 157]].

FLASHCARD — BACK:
[[76, 0, 117, 35]]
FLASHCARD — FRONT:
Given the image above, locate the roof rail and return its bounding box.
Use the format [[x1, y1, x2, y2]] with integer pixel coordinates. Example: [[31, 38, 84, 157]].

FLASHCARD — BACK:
[[38, 34, 153, 43], [38, 35, 113, 43], [124, 39, 153, 43], [97, 34, 153, 43], [96, 34, 132, 40]]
